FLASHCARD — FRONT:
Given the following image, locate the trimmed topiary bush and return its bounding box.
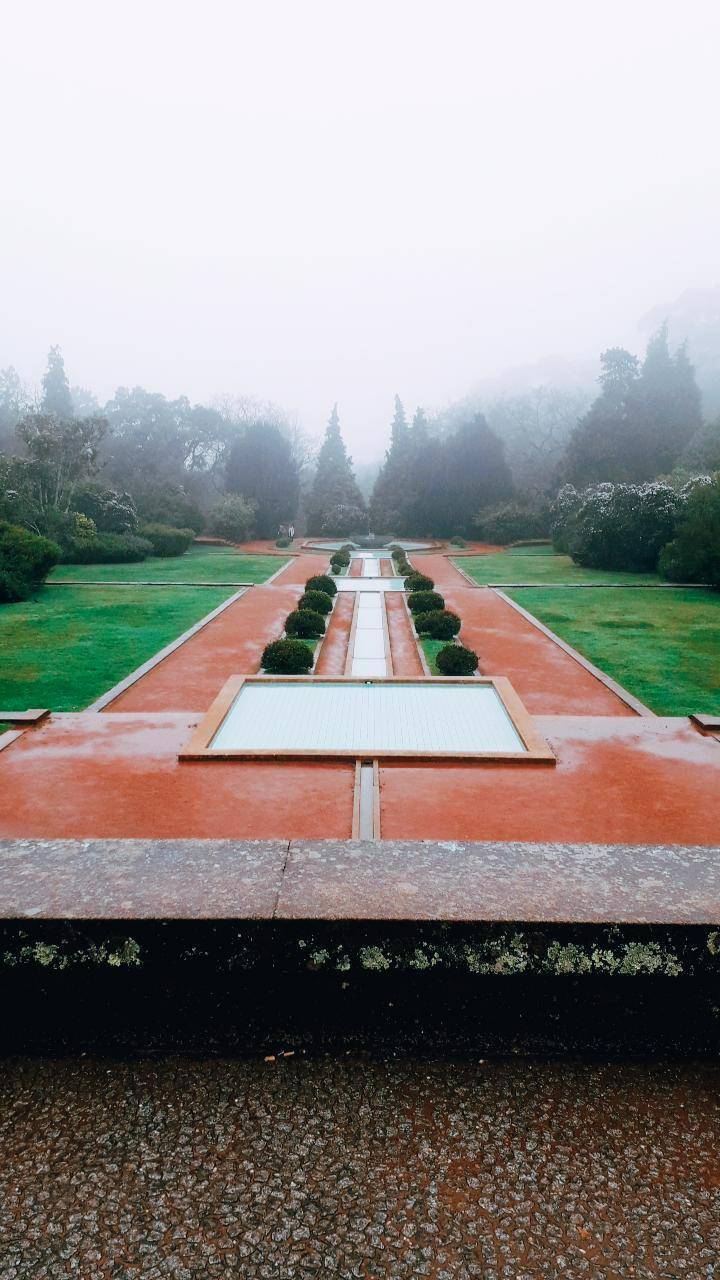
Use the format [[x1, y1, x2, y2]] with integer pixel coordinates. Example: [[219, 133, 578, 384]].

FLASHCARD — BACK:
[[414, 609, 461, 640], [299, 589, 334, 615], [331, 548, 351, 568], [285, 608, 326, 637], [450, 536, 467, 546], [276, 536, 291, 547], [306, 573, 337, 596], [436, 643, 478, 675], [404, 571, 434, 593], [262, 638, 314, 673], [329, 556, 345, 574], [0, 521, 61, 603], [407, 589, 445, 614], [139, 522, 195, 557]]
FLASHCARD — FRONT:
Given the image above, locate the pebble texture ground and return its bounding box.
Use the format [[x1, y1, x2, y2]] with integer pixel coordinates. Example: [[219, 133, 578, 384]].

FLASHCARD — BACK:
[[1, 1057, 719, 1279]]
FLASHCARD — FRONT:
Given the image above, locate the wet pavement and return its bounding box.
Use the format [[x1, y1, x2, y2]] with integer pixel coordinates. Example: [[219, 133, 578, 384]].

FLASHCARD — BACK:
[[1, 1057, 719, 1278]]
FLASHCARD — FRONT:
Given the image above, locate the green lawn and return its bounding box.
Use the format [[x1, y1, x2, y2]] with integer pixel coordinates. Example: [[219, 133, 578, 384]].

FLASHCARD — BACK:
[[508, 586, 720, 716], [51, 545, 286, 584], [456, 552, 659, 586], [0, 584, 234, 711], [419, 636, 446, 674], [506, 543, 555, 555]]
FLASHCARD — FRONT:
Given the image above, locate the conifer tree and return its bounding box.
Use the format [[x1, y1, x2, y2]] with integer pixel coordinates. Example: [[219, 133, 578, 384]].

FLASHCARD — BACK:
[[41, 346, 74, 419], [0, 366, 28, 450], [369, 395, 412, 533], [305, 405, 368, 535], [638, 323, 701, 472], [564, 330, 704, 484], [410, 405, 429, 445]]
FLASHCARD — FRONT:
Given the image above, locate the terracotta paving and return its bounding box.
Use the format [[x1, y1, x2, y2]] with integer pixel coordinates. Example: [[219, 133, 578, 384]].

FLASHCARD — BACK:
[[3, 710, 716, 846], [0, 546, 717, 848], [107, 554, 328, 713], [380, 715, 720, 844], [414, 553, 636, 715], [385, 594, 425, 677], [315, 593, 354, 675], [0, 713, 355, 839]]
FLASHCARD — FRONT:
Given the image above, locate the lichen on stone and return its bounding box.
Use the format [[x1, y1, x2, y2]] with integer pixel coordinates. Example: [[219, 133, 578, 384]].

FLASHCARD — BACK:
[[359, 946, 391, 972]]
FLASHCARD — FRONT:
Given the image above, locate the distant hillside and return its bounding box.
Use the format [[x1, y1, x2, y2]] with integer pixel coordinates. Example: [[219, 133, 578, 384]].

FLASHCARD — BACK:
[[467, 353, 598, 399]]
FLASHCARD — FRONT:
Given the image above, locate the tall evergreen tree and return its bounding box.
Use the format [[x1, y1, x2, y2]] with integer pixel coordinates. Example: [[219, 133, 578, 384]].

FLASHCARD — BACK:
[[0, 366, 28, 451], [41, 345, 74, 419], [225, 420, 299, 538], [565, 331, 704, 485], [305, 405, 367, 535], [564, 348, 641, 485], [410, 405, 429, 445], [369, 395, 412, 532], [442, 414, 513, 535], [638, 324, 702, 472]]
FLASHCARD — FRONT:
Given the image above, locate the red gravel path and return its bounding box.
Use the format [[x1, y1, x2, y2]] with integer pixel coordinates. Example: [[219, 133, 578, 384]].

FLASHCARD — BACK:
[[315, 594, 354, 675], [385, 595, 424, 677], [414, 554, 635, 716], [379, 714, 720, 844], [108, 555, 329, 713], [0, 713, 355, 839]]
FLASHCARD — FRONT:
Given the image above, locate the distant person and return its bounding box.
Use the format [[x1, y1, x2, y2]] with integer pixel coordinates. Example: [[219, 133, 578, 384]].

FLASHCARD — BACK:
[[288, 523, 295, 541]]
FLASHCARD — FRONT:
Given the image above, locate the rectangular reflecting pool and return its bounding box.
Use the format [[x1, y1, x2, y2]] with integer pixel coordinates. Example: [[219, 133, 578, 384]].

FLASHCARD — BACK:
[[181, 677, 555, 761]]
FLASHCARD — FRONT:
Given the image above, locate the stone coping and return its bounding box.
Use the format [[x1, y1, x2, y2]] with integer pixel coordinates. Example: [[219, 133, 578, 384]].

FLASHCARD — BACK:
[[1, 839, 718, 924]]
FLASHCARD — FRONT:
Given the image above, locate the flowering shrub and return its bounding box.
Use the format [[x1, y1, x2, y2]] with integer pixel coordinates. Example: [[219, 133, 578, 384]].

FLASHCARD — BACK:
[[549, 484, 583, 552], [659, 474, 720, 585], [568, 482, 681, 571]]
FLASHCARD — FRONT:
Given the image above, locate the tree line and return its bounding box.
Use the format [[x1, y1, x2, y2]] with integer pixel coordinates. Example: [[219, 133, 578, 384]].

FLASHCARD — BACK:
[[2, 326, 719, 559], [0, 347, 308, 552]]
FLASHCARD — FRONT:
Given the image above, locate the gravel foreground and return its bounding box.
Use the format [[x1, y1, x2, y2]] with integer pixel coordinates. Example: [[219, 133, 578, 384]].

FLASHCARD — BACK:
[[1, 1057, 719, 1279]]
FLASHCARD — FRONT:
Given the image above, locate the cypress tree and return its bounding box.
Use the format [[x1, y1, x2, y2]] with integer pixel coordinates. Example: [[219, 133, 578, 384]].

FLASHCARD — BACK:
[[41, 345, 74, 419], [305, 405, 368, 535], [369, 395, 412, 533], [411, 405, 429, 445]]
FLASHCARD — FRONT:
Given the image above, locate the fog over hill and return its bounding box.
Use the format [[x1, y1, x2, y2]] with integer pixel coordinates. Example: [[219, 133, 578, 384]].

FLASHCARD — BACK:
[[2, 1, 720, 464]]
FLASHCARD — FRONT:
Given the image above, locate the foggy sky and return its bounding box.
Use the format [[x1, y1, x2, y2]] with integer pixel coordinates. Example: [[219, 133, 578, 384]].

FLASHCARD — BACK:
[[2, 0, 720, 460]]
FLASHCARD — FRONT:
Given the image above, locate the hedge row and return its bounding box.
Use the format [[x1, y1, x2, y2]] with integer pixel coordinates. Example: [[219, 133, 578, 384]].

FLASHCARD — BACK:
[[330, 545, 353, 574], [63, 522, 195, 564], [261, 574, 337, 672], [401, 561, 479, 675]]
